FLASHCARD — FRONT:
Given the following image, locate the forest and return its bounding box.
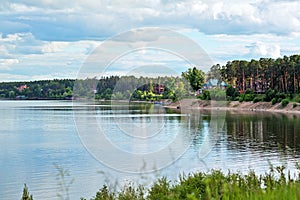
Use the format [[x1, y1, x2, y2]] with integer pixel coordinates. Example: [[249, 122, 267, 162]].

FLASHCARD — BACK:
[[204, 54, 300, 104], [1, 54, 300, 103], [0, 76, 192, 101], [210, 54, 300, 94]]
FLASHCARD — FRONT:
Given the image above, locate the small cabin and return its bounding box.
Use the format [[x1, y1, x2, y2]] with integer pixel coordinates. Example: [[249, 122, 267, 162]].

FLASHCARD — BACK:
[[153, 84, 164, 94], [203, 79, 227, 90], [17, 85, 28, 92]]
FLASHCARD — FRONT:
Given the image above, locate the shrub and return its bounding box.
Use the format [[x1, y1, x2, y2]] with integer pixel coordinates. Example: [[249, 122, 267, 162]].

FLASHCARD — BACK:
[[148, 177, 171, 200], [93, 185, 115, 200], [202, 90, 211, 100], [281, 99, 289, 107], [245, 88, 254, 94], [244, 94, 255, 102], [226, 85, 239, 99], [238, 96, 244, 102], [276, 92, 287, 100], [210, 89, 226, 101], [271, 98, 277, 105], [292, 95, 300, 103], [264, 89, 276, 102], [253, 97, 262, 103]]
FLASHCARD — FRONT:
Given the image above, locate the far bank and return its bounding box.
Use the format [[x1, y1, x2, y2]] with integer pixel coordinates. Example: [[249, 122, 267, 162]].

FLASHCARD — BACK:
[[165, 99, 300, 115]]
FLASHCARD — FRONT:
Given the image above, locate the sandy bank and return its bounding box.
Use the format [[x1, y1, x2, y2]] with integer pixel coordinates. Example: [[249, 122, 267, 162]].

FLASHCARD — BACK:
[[164, 99, 300, 115]]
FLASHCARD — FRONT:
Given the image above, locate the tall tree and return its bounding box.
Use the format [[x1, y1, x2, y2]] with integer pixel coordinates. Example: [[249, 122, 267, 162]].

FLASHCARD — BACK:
[[181, 67, 205, 91]]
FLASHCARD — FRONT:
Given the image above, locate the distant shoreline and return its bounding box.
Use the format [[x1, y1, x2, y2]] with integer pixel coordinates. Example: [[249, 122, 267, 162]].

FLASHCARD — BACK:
[[2, 98, 300, 115], [164, 99, 300, 115]]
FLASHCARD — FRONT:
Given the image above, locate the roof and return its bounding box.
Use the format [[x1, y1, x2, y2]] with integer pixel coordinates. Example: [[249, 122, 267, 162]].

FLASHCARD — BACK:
[[204, 79, 227, 87]]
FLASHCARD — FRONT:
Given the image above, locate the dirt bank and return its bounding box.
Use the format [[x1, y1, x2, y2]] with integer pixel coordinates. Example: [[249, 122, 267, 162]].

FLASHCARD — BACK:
[[165, 99, 300, 115]]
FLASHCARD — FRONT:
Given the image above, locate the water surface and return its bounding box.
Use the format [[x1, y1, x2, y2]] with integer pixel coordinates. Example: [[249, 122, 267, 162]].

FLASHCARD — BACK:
[[0, 100, 300, 199]]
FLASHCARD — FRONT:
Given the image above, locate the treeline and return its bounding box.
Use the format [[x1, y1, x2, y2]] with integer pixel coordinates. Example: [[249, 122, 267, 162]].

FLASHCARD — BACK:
[[0, 76, 191, 101], [201, 54, 300, 105], [0, 79, 74, 99], [210, 54, 300, 94], [2, 54, 300, 101], [94, 76, 190, 101]]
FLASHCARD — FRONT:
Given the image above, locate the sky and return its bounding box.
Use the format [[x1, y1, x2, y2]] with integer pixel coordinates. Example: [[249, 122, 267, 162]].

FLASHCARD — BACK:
[[0, 0, 300, 81]]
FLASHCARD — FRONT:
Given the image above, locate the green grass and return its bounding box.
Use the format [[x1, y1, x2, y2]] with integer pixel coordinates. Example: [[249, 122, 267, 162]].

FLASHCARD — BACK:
[[22, 164, 300, 200], [81, 164, 300, 200]]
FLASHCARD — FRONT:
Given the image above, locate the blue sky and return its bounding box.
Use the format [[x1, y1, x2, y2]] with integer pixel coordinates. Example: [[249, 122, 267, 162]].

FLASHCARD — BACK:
[[0, 0, 300, 81]]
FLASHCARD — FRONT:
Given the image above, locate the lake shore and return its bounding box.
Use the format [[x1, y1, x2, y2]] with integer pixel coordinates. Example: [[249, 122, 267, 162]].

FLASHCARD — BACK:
[[164, 99, 300, 115]]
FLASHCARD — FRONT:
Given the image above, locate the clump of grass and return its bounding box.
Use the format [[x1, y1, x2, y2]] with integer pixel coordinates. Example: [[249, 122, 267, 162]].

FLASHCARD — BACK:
[[22, 184, 33, 200], [84, 164, 300, 200], [54, 163, 75, 200]]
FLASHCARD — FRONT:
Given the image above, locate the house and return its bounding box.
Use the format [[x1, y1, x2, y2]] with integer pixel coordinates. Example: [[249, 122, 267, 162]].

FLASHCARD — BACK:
[[17, 85, 28, 92], [203, 79, 227, 90], [153, 84, 164, 94]]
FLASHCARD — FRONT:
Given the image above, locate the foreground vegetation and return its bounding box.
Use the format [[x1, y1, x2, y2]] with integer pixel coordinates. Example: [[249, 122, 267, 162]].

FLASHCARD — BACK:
[[85, 166, 300, 200], [24, 164, 300, 200]]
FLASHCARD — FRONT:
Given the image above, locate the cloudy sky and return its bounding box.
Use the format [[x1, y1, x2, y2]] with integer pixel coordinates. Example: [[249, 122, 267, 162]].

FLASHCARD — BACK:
[[1, 0, 300, 81]]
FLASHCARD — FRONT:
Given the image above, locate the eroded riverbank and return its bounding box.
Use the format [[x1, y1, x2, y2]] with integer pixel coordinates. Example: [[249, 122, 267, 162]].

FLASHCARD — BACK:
[[165, 99, 300, 115]]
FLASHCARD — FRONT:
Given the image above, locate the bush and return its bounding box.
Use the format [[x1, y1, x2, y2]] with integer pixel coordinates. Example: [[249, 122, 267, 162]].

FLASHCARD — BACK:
[[245, 88, 254, 94], [292, 95, 300, 103], [271, 98, 277, 105], [238, 96, 244, 102], [281, 99, 289, 107], [244, 94, 255, 102], [253, 97, 262, 103], [226, 85, 239, 99], [210, 89, 226, 101], [264, 89, 276, 102], [276, 92, 287, 100], [202, 90, 211, 100]]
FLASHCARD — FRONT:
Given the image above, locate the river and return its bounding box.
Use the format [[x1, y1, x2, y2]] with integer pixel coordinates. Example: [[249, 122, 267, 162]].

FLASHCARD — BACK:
[[0, 100, 299, 199]]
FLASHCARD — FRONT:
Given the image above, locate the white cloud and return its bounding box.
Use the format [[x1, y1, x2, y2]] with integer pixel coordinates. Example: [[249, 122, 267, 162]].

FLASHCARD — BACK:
[[0, 31, 102, 81], [41, 42, 68, 53], [0, 58, 19, 70], [0, 0, 300, 40], [0, 0, 299, 81], [248, 41, 281, 58]]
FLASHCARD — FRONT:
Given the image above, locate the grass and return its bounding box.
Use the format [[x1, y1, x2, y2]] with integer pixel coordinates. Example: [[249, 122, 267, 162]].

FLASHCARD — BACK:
[[22, 164, 300, 200], [80, 164, 300, 200]]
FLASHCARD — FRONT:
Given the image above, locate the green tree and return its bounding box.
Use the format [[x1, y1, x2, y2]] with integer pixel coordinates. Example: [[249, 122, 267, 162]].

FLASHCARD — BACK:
[[182, 67, 205, 91], [226, 85, 239, 100], [9, 90, 15, 99]]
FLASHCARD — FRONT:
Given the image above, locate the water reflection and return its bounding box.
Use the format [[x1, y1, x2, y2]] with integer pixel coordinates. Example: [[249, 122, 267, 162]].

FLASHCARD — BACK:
[[1, 101, 300, 199], [224, 111, 300, 153]]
